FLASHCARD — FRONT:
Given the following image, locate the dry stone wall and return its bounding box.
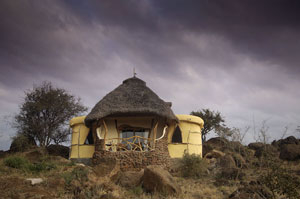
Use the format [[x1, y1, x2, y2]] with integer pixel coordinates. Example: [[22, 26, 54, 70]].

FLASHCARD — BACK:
[[93, 134, 171, 171]]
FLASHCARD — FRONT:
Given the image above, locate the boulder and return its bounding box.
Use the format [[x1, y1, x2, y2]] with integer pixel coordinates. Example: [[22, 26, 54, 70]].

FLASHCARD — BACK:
[[248, 142, 264, 151], [218, 154, 236, 169], [206, 137, 249, 157], [93, 157, 120, 178], [202, 143, 214, 156], [114, 170, 144, 188], [229, 141, 244, 152], [46, 144, 69, 159], [272, 136, 299, 149], [279, 144, 300, 161], [206, 137, 229, 150], [204, 149, 225, 159], [253, 144, 278, 158], [142, 165, 181, 195], [230, 153, 247, 168]]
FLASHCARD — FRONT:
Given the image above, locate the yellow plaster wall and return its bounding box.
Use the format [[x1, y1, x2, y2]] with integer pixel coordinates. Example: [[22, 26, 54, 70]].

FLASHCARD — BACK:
[[70, 116, 95, 159], [168, 114, 203, 158], [69, 114, 204, 159], [70, 116, 166, 158], [168, 144, 188, 158], [70, 145, 95, 159]]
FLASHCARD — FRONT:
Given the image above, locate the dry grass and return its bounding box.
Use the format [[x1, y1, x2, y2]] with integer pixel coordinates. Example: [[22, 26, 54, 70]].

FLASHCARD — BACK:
[[1, 146, 300, 199]]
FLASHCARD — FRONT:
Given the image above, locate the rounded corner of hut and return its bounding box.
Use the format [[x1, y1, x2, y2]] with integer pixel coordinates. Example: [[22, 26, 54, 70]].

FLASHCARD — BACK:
[[69, 76, 204, 169]]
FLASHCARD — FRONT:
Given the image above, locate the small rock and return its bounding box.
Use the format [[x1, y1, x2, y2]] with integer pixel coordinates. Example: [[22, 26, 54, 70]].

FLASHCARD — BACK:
[[76, 163, 86, 167], [26, 178, 43, 185], [218, 154, 236, 168]]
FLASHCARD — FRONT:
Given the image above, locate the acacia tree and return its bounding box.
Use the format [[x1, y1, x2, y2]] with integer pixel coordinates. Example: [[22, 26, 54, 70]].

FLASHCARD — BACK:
[[191, 109, 231, 142], [14, 82, 87, 146]]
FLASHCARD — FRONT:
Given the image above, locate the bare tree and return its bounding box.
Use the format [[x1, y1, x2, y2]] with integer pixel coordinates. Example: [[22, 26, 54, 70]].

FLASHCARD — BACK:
[[258, 120, 270, 144], [230, 126, 250, 145], [280, 126, 289, 139], [253, 120, 270, 144]]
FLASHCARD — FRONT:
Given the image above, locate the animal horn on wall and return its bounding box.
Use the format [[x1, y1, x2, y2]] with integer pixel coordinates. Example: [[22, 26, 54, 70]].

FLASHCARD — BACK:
[[96, 126, 102, 139], [156, 125, 168, 141]]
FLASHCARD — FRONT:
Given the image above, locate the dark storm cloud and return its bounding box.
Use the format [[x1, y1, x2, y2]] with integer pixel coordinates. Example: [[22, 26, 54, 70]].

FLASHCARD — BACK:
[[0, 1, 69, 86], [2, 0, 300, 85], [63, 0, 300, 75]]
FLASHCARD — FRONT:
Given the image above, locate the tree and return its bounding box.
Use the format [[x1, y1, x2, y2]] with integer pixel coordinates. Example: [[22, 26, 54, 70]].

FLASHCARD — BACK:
[[14, 82, 87, 146], [191, 109, 229, 142]]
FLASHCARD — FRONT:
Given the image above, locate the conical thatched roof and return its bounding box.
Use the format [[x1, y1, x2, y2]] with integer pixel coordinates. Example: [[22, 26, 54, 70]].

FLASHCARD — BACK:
[[85, 77, 178, 127]]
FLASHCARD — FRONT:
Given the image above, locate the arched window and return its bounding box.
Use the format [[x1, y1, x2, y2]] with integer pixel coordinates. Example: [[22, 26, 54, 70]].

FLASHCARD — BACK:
[[84, 129, 94, 145], [172, 126, 182, 143]]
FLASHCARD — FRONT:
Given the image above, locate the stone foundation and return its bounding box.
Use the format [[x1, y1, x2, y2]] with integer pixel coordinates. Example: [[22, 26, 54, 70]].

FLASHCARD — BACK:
[[93, 134, 171, 171]]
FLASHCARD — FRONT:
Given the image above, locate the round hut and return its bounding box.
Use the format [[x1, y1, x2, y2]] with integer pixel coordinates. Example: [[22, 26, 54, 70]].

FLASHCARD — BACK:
[[85, 76, 178, 170]]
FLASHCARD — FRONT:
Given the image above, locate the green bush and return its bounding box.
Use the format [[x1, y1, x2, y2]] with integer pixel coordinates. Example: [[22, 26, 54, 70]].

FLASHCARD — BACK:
[[4, 156, 29, 169], [27, 161, 56, 173], [4, 156, 56, 173], [180, 153, 208, 178]]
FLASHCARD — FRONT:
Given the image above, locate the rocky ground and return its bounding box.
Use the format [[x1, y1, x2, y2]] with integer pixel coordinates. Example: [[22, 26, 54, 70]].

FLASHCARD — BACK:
[[0, 136, 300, 199]]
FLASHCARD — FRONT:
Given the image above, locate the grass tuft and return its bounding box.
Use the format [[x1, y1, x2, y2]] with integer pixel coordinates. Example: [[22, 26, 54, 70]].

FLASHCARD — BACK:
[[4, 156, 29, 169]]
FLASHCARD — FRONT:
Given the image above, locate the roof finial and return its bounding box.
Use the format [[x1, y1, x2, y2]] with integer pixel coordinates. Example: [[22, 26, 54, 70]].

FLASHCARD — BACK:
[[133, 67, 137, 77]]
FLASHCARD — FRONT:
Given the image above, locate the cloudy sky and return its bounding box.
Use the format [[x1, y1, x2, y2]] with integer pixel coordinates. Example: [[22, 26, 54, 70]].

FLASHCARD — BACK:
[[1, 0, 300, 150]]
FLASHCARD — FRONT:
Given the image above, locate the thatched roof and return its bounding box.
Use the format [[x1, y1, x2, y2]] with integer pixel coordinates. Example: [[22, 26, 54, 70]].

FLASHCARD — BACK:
[[85, 77, 178, 127]]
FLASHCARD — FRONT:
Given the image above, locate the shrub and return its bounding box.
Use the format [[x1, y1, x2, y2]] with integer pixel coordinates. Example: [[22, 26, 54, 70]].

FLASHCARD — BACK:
[[62, 172, 74, 186], [260, 164, 300, 199], [180, 153, 207, 178], [62, 167, 89, 185], [4, 156, 56, 173], [9, 134, 36, 152], [27, 161, 56, 173], [131, 185, 143, 195], [4, 156, 29, 169]]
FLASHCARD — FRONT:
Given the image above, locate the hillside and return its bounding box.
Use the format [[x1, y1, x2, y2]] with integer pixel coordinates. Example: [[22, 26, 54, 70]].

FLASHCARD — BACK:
[[0, 136, 300, 199]]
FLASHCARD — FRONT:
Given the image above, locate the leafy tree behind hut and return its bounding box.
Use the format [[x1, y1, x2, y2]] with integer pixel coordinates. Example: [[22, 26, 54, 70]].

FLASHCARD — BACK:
[[14, 82, 87, 146], [191, 108, 232, 142]]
